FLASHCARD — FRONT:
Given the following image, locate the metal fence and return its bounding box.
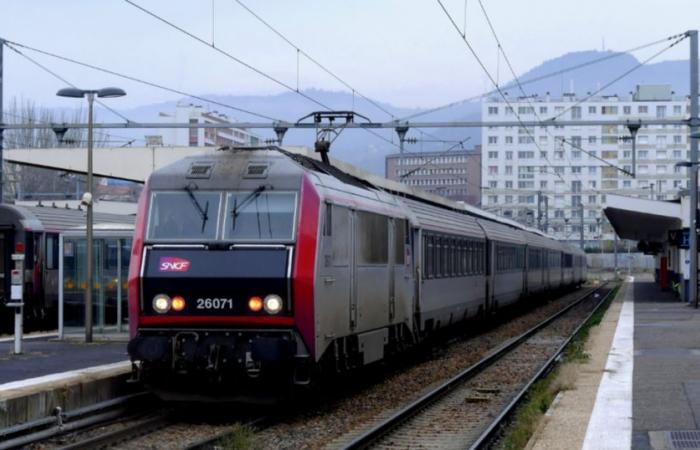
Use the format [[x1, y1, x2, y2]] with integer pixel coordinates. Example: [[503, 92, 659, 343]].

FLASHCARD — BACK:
[[586, 252, 655, 271]]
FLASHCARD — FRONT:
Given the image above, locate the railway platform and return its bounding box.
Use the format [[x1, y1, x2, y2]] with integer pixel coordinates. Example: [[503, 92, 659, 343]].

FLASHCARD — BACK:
[[528, 273, 700, 450], [0, 336, 132, 429]]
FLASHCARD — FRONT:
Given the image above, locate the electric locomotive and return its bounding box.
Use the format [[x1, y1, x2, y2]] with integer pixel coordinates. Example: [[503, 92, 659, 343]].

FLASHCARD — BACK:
[[127, 146, 586, 400]]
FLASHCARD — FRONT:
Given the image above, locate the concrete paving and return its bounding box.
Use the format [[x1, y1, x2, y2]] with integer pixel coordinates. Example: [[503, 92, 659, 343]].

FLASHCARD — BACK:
[[528, 274, 700, 450], [632, 276, 700, 449], [0, 338, 128, 384]]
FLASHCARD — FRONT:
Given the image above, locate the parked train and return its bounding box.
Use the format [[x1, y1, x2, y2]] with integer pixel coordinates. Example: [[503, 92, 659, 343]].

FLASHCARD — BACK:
[[0, 204, 134, 334], [127, 146, 586, 399]]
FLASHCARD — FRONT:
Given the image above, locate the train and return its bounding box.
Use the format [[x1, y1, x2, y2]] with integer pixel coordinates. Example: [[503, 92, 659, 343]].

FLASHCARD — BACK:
[[126, 146, 586, 400], [0, 203, 134, 334]]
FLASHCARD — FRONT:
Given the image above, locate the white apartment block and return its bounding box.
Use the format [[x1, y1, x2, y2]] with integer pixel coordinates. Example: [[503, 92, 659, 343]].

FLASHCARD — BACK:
[[147, 102, 260, 147], [481, 84, 690, 246]]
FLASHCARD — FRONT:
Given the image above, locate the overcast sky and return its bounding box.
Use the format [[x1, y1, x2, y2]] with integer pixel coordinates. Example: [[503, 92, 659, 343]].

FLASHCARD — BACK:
[[1, 0, 698, 115]]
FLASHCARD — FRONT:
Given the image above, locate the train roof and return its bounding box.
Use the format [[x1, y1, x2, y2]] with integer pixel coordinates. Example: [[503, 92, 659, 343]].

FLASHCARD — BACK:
[[160, 146, 583, 254], [276, 147, 543, 231], [0, 204, 135, 233]]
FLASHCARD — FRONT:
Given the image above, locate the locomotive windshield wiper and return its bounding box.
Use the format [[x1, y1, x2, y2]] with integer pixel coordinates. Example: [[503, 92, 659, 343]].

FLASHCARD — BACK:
[[231, 185, 268, 231], [184, 183, 209, 233]]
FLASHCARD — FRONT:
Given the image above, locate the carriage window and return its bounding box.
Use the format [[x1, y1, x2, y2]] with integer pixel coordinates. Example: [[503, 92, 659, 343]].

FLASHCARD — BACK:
[[148, 191, 221, 240], [326, 204, 350, 265], [394, 219, 406, 265], [357, 211, 388, 264]]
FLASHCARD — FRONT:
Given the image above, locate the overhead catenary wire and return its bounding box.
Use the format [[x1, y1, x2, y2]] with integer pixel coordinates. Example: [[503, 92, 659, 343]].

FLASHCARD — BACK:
[[475, 0, 609, 187], [548, 33, 688, 121], [122, 0, 406, 153], [123, 0, 333, 112], [476, 0, 686, 181], [3, 39, 281, 122], [435, 0, 564, 185], [5, 44, 132, 124], [399, 32, 688, 122], [399, 137, 471, 179], [232, 0, 396, 119]]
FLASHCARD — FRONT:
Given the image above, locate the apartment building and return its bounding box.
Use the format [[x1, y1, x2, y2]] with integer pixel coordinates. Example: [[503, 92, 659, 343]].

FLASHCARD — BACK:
[[149, 102, 260, 147], [385, 146, 482, 205], [481, 84, 690, 245]]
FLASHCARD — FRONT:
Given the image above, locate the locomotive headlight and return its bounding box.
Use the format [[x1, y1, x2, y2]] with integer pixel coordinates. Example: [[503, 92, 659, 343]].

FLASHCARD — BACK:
[[152, 294, 171, 314], [264, 294, 283, 314]]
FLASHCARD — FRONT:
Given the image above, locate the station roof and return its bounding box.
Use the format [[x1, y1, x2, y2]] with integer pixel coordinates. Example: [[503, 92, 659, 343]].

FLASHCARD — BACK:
[[603, 194, 681, 242]]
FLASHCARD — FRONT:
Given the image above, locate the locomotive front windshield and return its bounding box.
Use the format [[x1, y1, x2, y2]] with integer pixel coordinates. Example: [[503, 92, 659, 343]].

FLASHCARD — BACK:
[[146, 190, 297, 242], [147, 191, 221, 240], [224, 192, 297, 241]]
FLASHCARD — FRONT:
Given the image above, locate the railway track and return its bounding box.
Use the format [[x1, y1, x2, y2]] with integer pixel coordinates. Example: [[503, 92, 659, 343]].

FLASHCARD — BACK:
[[341, 283, 614, 449], [0, 392, 159, 450], [0, 390, 271, 450]]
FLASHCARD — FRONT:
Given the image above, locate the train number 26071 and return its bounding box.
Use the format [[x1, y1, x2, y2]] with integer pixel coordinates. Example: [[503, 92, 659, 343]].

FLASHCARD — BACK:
[[196, 298, 234, 309]]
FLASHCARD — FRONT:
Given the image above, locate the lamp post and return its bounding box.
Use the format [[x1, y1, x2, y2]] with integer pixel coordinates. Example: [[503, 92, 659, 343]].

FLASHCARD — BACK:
[[56, 87, 126, 342]]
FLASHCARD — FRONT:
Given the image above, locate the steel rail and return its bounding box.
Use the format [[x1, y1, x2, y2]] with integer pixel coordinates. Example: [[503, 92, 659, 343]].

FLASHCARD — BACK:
[[0, 392, 154, 450], [469, 285, 615, 449], [182, 415, 275, 450], [342, 283, 610, 450], [56, 413, 171, 450]]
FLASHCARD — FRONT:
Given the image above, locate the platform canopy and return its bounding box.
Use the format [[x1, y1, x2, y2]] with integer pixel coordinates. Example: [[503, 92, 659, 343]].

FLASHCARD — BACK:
[[603, 194, 682, 242], [2, 147, 216, 182]]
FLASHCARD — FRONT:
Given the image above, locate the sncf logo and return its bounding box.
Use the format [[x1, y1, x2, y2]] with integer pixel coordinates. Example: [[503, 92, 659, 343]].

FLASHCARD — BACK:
[[159, 257, 190, 272]]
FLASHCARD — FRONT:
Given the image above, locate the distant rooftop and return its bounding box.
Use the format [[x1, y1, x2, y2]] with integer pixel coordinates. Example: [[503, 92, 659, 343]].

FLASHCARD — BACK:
[[486, 84, 687, 103]]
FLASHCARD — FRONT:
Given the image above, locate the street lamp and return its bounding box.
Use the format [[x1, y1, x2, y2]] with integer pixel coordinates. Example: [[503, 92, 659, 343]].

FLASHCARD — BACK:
[[56, 87, 126, 342]]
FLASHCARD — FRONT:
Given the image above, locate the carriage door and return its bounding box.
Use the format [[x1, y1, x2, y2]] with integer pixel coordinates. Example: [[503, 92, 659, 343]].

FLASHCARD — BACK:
[[390, 218, 411, 325], [318, 203, 353, 337]]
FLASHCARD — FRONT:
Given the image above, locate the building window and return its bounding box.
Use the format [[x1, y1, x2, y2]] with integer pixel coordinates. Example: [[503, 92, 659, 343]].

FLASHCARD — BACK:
[[506, 151, 513, 160], [539, 106, 548, 114], [489, 181, 498, 188], [489, 195, 498, 204], [638, 105, 648, 114], [505, 166, 513, 175], [488, 106, 499, 115], [656, 105, 666, 118], [588, 195, 597, 204], [588, 136, 597, 144], [505, 136, 514, 144], [488, 151, 498, 159], [518, 136, 535, 144], [674, 135, 683, 145], [588, 106, 597, 114], [602, 106, 618, 115], [623, 106, 631, 115], [488, 166, 498, 175], [673, 105, 682, 114], [571, 106, 582, 119], [488, 136, 498, 144], [505, 181, 513, 188]]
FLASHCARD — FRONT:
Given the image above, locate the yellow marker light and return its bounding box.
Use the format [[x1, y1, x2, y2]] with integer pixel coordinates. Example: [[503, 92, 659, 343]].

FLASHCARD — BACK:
[[264, 294, 283, 314], [171, 296, 186, 312], [248, 296, 263, 312], [152, 294, 171, 314]]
